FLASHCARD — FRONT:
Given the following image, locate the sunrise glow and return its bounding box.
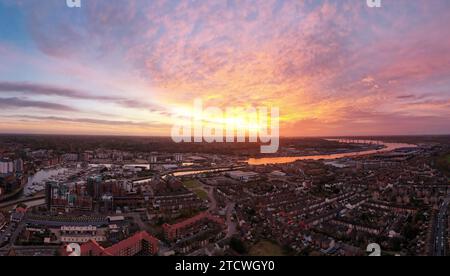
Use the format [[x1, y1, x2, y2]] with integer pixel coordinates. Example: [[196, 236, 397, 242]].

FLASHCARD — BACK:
[[0, 0, 449, 136]]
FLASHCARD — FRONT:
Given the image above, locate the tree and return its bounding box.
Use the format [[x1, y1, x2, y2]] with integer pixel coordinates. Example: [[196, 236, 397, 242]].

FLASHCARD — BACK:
[[230, 237, 247, 254]]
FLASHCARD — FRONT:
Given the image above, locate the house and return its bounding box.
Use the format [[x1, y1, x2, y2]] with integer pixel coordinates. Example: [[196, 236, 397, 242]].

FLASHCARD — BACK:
[[0, 212, 6, 230], [10, 206, 27, 223], [61, 231, 160, 256], [228, 171, 259, 182]]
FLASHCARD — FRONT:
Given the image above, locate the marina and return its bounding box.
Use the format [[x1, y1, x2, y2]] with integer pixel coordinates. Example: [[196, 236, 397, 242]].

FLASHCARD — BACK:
[[23, 167, 69, 198]]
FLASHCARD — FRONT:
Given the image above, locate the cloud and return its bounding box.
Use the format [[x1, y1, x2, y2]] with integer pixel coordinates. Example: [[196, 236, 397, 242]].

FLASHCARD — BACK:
[[10, 115, 162, 128], [285, 108, 450, 136], [0, 97, 76, 111], [0, 81, 117, 100], [1, 0, 450, 135], [397, 94, 416, 100], [0, 81, 165, 112]]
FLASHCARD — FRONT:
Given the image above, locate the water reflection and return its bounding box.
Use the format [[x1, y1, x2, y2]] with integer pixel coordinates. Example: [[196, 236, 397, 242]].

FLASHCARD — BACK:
[[247, 141, 416, 165], [24, 167, 67, 197]]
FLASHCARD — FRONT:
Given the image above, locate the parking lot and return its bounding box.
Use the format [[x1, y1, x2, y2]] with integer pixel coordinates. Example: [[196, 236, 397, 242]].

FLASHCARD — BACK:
[[0, 221, 15, 248]]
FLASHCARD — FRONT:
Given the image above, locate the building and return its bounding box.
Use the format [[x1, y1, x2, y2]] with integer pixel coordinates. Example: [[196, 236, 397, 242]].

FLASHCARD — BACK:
[[175, 154, 183, 162], [227, 170, 259, 182], [45, 181, 93, 212], [0, 213, 6, 230], [149, 156, 158, 163], [63, 231, 160, 256], [45, 181, 56, 210], [0, 159, 14, 175], [87, 175, 102, 199], [163, 212, 225, 241], [59, 226, 107, 243], [14, 159, 23, 173], [10, 206, 27, 223], [61, 153, 79, 162]]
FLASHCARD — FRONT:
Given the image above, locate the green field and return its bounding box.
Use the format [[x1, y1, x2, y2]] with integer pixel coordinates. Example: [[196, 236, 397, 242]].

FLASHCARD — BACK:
[[249, 240, 285, 256], [194, 189, 209, 200], [183, 180, 208, 200], [183, 180, 201, 189], [436, 154, 450, 178]]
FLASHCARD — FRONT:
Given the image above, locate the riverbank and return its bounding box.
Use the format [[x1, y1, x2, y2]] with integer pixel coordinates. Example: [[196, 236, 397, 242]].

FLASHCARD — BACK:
[[0, 166, 67, 207], [0, 194, 45, 210], [0, 185, 25, 203], [247, 141, 416, 165]]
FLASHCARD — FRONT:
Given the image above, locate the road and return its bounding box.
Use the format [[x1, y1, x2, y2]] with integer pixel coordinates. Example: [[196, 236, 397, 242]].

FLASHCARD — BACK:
[[0, 222, 15, 248], [199, 180, 236, 238], [206, 187, 217, 211], [0, 195, 45, 210], [123, 212, 152, 232], [225, 202, 237, 238], [433, 197, 450, 256], [0, 245, 59, 256], [0, 218, 26, 251]]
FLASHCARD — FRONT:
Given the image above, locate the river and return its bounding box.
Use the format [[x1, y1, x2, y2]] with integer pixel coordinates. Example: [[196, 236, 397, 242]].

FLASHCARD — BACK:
[[23, 167, 68, 197], [133, 141, 416, 181], [246, 141, 416, 165]]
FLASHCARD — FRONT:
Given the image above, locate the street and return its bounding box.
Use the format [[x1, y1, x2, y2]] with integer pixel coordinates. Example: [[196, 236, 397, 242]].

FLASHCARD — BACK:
[[433, 197, 450, 256]]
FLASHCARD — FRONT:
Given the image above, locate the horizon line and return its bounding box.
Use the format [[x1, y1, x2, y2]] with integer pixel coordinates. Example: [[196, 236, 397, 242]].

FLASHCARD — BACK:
[[0, 132, 449, 139]]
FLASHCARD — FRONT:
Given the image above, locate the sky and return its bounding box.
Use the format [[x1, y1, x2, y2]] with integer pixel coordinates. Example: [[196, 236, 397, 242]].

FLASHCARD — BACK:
[[0, 0, 449, 137]]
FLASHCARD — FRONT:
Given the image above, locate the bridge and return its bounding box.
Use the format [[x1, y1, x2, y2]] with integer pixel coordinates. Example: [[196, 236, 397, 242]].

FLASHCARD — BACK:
[[333, 139, 383, 145]]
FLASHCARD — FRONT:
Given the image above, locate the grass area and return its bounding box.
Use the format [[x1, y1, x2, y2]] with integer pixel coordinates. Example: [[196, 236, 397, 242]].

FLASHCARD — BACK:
[[183, 180, 208, 200], [436, 153, 450, 178], [249, 240, 285, 256], [194, 189, 209, 200], [183, 180, 201, 189]]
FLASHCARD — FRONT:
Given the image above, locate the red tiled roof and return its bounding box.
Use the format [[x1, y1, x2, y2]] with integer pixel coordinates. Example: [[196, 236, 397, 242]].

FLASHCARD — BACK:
[[81, 240, 111, 256], [61, 231, 159, 256], [16, 207, 27, 213], [164, 212, 224, 231], [105, 231, 159, 256]]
